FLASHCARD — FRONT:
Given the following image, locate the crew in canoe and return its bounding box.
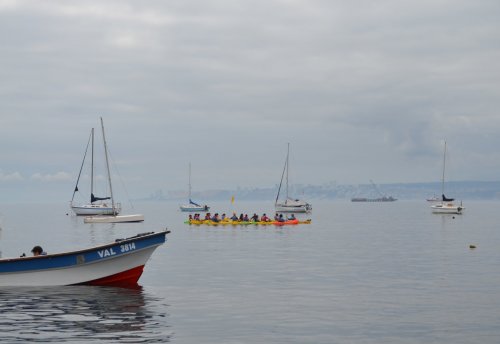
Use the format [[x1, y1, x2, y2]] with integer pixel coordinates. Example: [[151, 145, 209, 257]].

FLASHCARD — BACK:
[[211, 213, 220, 223], [186, 212, 310, 226]]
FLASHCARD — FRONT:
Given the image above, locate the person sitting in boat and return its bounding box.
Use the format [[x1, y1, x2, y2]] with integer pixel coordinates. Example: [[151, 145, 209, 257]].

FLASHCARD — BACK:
[[211, 213, 220, 223], [204, 213, 211, 220], [287, 214, 296, 220], [188, 214, 193, 221], [193, 213, 200, 220], [239, 213, 244, 221], [243, 214, 249, 221], [261, 213, 270, 222], [231, 213, 238, 221], [274, 213, 280, 221], [278, 214, 285, 222], [31, 245, 46, 256], [251, 213, 259, 222], [221, 213, 226, 220]]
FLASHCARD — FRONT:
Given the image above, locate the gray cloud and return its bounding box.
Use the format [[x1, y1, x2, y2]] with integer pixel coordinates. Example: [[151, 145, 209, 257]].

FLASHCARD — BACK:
[[0, 0, 499, 201]]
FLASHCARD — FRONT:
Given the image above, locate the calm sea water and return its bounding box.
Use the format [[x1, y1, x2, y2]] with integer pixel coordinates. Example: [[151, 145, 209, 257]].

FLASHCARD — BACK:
[[0, 200, 500, 343]]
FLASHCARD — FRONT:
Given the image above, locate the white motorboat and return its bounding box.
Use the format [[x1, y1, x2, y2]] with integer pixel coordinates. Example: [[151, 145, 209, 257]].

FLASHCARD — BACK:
[[84, 214, 145, 223]]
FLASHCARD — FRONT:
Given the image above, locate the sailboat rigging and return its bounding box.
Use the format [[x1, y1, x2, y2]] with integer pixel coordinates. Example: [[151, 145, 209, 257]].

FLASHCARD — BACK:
[[431, 140, 464, 214], [275, 143, 312, 213], [180, 163, 210, 212], [70, 127, 121, 216]]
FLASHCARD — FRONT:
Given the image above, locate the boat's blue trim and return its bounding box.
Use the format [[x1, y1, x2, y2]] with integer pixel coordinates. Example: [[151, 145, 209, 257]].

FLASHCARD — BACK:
[[0, 231, 168, 273]]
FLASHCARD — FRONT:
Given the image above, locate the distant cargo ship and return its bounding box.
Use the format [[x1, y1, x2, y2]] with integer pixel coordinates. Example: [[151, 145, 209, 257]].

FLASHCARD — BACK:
[[351, 196, 397, 202]]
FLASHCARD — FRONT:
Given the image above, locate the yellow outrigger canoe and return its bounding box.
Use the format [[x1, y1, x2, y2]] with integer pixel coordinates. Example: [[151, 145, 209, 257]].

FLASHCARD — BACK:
[[184, 219, 311, 226]]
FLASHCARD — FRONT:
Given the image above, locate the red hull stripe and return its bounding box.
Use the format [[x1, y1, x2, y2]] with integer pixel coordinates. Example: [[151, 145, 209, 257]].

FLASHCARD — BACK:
[[77, 265, 145, 288]]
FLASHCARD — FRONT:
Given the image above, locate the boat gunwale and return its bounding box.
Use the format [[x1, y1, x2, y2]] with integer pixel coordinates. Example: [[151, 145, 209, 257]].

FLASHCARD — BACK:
[[0, 230, 169, 264]]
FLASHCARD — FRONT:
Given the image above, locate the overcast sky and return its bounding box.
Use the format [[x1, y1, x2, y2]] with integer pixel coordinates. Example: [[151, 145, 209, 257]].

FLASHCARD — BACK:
[[0, 0, 499, 202]]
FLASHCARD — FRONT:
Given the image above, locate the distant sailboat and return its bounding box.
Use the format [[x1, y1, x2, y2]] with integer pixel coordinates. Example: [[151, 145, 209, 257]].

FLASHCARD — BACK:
[[431, 141, 464, 214], [426, 195, 440, 202], [83, 118, 144, 223], [70, 128, 121, 216], [275, 143, 312, 213], [180, 163, 210, 212]]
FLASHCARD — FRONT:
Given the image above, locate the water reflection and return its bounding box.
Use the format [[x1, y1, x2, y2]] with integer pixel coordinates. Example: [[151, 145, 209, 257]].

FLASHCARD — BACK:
[[0, 286, 171, 343]]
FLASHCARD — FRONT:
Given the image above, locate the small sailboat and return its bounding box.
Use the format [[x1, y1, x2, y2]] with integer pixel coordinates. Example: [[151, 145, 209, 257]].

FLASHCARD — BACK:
[[275, 143, 312, 213], [70, 128, 121, 216], [431, 141, 464, 214], [83, 118, 144, 223], [426, 195, 440, 202], [180, 163, 210, 212]]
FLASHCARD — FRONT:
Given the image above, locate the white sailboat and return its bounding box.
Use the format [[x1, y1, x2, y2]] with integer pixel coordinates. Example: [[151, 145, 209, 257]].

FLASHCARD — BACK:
[[431, 141, 464, 214], [70, 128, 121, 216], [180, 162, 210, 212], [275, 143, 312, 213], [83, 118, 144, 223]]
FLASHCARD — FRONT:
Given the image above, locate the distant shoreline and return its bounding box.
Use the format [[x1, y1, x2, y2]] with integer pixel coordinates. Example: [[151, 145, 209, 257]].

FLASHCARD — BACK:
[[142, 181, 500, 202]]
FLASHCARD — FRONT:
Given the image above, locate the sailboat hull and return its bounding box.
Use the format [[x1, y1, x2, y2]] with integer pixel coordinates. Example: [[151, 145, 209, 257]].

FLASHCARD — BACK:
[[431, 203, 464, 214], [180, 204, 209, 212], [275, 205, 311, 213], [275, 200, 312, 213], [71, 203, 121, 216]]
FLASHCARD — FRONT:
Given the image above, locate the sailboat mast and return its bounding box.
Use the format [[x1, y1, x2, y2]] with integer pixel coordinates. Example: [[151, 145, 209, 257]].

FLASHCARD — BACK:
[[188, 162, 192, 200], [441, 140, 447, 196], [286, 143, 290, 200], [100, 117, 116, 214], [90, 128, 94, 203]]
